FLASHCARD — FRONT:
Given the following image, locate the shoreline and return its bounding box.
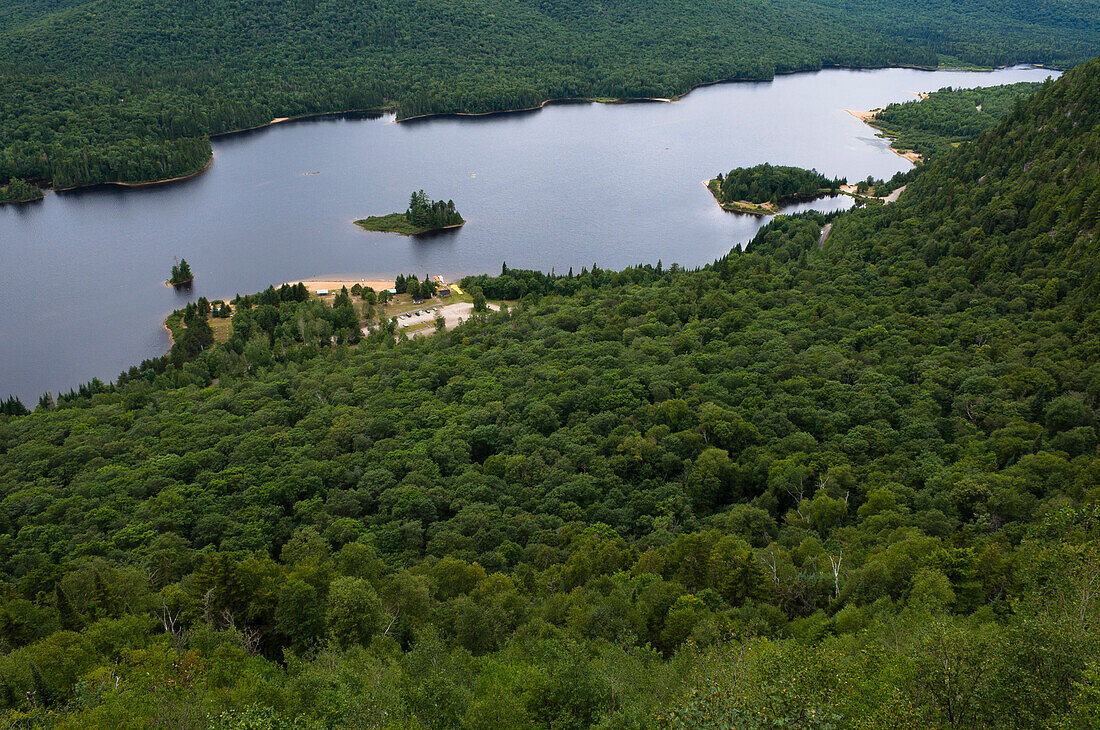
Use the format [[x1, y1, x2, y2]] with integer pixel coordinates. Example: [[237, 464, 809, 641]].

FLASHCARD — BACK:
[[209, 107, 393, 139], [702, 180, 776, 216], [27, 62, 1047, 195], [354, 217, 467, 236], [52, 155, 216, 194], [0, 191, 46, 207], [839, 183, 908, 203], [287, 278, 398, 292], [846, 109, 924, 164], [703, 179, 844, 216], [396, 96, 675, 123]]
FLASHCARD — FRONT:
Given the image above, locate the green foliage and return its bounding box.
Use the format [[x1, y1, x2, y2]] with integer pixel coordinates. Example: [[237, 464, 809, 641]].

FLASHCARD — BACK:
[[0, 396, 30, 417], [357, 194, 463, 234], [169, 258, 193, 285], [871, 81, 1043, 160], [355, 213, 429, 236], [0, 53, 1099, 728], [405, 190, 463, 230], [0, 178, 42, 204], [1, 0, 1098, 189], [712, 164, 845, 206], [326, 577, 382, 649]]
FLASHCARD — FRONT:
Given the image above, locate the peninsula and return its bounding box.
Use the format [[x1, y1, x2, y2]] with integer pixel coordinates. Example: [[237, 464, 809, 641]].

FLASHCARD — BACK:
[[356, 190, 465, 235], [706, 164, 845, 215], [0, 178, 44, 205]]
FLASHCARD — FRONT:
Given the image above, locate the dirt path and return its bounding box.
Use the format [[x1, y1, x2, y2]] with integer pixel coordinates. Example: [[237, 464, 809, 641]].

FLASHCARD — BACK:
[[839, 184, 907, 204], [882, 185, 907, 203], [817, 223, 833, 249]]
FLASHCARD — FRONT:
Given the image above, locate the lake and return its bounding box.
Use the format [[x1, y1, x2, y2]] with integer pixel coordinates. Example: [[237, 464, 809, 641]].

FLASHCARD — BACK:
[[0, 65, 1057, 403]]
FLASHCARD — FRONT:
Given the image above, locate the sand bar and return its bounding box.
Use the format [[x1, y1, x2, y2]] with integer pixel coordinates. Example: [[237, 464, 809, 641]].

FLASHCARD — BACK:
[[846, 108, 880, 122]]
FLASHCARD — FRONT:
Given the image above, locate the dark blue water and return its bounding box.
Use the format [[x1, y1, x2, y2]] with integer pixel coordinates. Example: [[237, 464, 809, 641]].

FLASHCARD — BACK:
[[0, 65, 1057, 402]]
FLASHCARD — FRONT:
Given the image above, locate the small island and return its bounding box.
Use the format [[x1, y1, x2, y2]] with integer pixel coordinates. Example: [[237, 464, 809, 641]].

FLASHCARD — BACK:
[[356, 190, 465, 235], [168, 258, 194, 287], [706, 163, 845, 215]]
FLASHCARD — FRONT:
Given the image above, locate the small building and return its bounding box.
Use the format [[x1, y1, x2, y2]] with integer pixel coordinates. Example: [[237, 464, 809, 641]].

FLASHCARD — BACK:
[[315, 289, 329, 296], [412, 296, 424, 304], [439, 288, 451, 297], [386, 288, 397, 295]]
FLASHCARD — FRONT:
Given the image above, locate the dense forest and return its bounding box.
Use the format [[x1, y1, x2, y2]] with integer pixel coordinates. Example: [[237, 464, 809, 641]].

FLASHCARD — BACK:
[[710, 164, 844, 210], [0, 53, 1098, 727], [0, 0, 1098, 192], [870, 81, 1044, 160]]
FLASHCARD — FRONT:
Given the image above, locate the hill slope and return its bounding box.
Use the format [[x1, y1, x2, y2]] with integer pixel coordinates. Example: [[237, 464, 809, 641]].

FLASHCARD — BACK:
[[0, 54, 1098, 730]]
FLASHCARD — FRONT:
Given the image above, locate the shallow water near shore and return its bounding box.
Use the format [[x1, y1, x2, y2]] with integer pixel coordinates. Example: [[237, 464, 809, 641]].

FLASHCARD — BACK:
[[0, 65, 1057, 402]]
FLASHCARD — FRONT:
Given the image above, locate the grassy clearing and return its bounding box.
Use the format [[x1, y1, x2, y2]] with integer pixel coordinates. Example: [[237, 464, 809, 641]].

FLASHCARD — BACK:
[[210, 318, 232, 343], [355, 213, 465, 236]]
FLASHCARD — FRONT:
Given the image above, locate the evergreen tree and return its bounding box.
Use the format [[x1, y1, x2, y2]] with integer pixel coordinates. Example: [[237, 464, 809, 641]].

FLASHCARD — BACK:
[[29, 664, 57, 708], [0, 396, 29, 417], [170, 258, 193, 285]]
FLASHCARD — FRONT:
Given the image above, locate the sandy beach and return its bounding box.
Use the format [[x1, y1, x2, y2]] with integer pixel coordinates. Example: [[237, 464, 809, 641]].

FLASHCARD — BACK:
[[846, 109, 922, 163], [288, 278, 397, 292], [845, 108, 881, 122]]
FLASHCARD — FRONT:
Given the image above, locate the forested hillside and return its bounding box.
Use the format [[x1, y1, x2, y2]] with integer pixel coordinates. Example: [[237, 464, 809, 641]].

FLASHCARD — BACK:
[[0, 54, 1097, 727], [0, 0, 1098, 192], [869, 81, 1044, 160]]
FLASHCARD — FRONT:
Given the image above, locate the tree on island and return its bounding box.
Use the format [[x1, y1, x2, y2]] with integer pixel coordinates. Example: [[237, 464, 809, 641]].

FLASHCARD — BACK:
[[406, 190, 463, 230], [713, 164, 846, 206], [170, 258, 193, 285]]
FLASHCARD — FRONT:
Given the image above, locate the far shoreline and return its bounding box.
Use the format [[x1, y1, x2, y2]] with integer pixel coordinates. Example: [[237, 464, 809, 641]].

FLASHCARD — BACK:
[[23, 62, 1050, 196], [53, 155, 215, 194]]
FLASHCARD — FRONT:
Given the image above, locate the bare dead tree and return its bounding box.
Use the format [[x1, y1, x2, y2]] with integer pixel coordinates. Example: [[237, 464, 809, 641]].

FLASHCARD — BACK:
[[201, 589, 214, 626], [785, 480, 809, 524], [760, 548, 781, 586], [827, 548, 844, 600], [161, 603, 188, 650], [219, 608, 263, 656]]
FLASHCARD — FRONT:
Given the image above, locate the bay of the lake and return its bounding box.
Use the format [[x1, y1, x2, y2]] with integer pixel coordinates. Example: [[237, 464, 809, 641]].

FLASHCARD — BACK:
[[0, 65, 1057, 402]]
